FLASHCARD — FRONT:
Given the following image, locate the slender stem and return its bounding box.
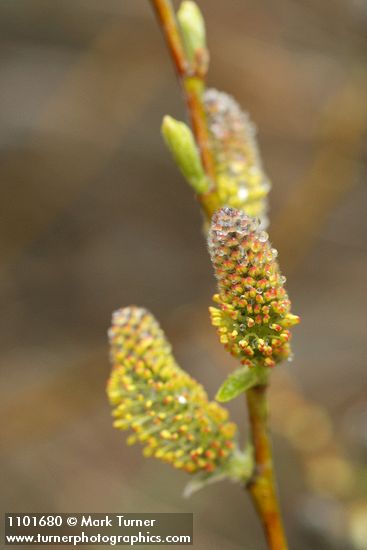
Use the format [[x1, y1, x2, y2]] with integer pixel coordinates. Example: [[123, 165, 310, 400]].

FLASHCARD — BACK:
[[150, 0, 220, 217], [246, 385, 288, 550], [150, 0, 188, 76]]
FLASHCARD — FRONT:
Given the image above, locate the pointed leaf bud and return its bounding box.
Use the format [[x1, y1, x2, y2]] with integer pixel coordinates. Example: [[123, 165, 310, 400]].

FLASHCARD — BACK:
[[204, 89, 271, 228], [177, 1, 207, 66], [107, 306, 242, 475], [162, 115, 210, 195], [208, 207, 300, 370]]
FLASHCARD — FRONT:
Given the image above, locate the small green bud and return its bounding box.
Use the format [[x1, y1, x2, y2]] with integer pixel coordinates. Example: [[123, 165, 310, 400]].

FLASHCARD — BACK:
[[177, 1, 206, 64], [162, 115, 210, 195]]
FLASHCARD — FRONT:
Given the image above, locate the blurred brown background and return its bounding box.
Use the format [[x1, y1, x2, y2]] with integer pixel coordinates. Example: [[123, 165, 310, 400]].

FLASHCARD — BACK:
[[1, 1, 367, 549]]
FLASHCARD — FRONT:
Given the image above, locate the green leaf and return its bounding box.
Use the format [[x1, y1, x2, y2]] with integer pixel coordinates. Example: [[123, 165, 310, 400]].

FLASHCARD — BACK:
[[183, 471, 227, 498], [183, 447, 254, 497], [216, 366, 267, 403]]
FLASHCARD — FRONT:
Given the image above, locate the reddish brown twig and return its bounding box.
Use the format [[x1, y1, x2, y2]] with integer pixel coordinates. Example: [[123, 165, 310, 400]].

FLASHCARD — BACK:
[[247, 385, 288, 550]]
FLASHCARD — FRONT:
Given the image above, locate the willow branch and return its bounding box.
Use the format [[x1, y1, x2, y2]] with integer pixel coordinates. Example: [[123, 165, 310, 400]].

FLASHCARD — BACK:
[[151, 3, 289, 548]]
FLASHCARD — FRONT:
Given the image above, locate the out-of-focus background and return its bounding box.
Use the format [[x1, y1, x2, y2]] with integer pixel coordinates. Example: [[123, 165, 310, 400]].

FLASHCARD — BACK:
[[1, 1, 366, 548]]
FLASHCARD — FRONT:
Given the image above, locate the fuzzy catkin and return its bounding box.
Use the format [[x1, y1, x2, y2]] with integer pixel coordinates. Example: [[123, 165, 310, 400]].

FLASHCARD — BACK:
[[204, 89, 271, 227], [107, 306, 238, 474], [208, 207, 299, 368]]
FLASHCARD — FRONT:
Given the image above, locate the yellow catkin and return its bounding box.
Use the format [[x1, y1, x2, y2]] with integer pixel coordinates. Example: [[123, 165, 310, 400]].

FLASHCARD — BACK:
[[204, 88, 271, 228], [107, 307, 238, 474], [208, 207, 299, 368]]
